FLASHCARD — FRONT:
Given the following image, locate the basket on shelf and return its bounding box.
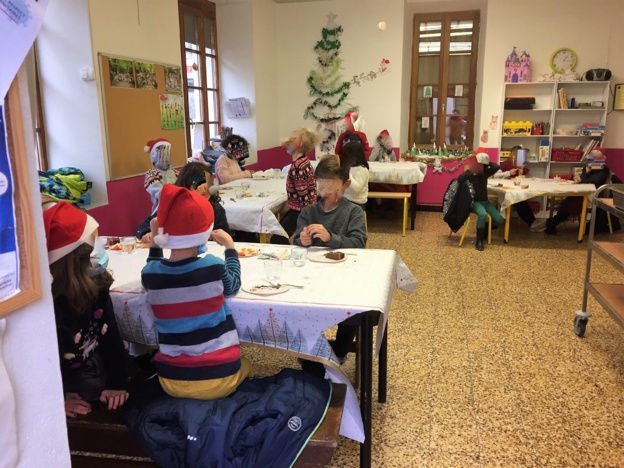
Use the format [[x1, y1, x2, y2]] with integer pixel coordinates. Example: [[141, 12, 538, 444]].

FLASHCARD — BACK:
[[551, 148, 583, 162]]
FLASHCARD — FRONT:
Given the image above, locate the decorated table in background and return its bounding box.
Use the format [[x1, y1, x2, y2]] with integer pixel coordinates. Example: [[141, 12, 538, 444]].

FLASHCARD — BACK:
[[487, 178, 597, 242], [218, 178, 289, 240], [106, 242, 417, 461]]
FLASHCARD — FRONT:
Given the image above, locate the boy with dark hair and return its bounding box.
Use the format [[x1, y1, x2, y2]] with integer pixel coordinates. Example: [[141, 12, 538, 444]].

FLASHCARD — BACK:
[[294, 155, 367, 368]]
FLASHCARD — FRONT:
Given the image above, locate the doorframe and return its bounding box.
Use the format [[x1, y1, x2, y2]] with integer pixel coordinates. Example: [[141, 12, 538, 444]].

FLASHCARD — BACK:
[[407, 10, 480, 149]]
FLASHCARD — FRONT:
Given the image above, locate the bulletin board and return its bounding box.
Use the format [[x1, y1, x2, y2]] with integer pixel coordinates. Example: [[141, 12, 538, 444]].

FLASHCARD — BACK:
[[0, 79, 42, 316], [99, 54, 187, 180]]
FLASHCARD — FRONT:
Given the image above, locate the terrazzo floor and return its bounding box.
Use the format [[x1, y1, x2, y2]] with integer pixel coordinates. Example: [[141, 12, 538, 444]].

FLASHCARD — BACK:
[[245, 210, 624, 467]]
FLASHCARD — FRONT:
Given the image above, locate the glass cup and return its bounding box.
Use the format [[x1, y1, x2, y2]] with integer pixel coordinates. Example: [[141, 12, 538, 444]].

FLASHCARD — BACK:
[[514, 179, 521, 186], [291, 247, 307, 267], [264, 260, 282, 281], [121, 236, 136, 254], [241, 181, 250, 193], [235, 188, 245, 200]]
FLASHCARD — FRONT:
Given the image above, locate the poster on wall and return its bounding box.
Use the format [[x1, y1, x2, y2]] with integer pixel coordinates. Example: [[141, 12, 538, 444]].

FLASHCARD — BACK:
[[0, 106, 19, 301], [109, 58, 136, 88], [135, 62, 157, 90], [0, 0, 51, 100], [164, 66, 182, 92], [159, 94, 185, 130]]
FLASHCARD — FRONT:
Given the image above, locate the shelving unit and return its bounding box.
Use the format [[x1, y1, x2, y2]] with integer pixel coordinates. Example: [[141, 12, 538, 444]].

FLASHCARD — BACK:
[[499, 81, 609, 179], [574, 186, 624, 337]]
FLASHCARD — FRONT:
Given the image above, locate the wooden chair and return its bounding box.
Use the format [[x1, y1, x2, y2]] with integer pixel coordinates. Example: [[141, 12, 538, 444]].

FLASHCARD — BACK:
[[450, 213, 492, 247]]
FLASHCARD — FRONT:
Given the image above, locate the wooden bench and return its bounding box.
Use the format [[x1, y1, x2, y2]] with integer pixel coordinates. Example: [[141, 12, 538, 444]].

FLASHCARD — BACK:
[[68, 383, 346, 468], [368, 191, 410, 236]]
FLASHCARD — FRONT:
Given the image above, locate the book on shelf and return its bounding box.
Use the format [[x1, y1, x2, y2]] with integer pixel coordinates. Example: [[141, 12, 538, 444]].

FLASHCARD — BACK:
[[580, 138, 602, 161], [557, 88, 568, 109]]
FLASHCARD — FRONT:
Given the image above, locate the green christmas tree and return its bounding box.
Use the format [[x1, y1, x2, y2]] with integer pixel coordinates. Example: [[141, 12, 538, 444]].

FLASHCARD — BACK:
[[304, 13, 355, 151]]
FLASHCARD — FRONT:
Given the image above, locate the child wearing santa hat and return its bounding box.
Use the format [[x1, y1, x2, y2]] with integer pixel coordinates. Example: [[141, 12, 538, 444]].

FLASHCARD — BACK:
[[44, 202, 129, 417], [458, 147, 504, 251], [369, 130, 396, 162], [214, 134, 255, 184], [142, 184, 250, 399], [334, 111, 371, 159], [143, 138, 179, 214], [546, 148, 611, 234]]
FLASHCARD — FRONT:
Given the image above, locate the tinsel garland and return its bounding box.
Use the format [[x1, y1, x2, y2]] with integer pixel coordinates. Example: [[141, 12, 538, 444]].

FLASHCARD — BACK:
[[320, 129, 337, 152], [318, 52, 339, 68], [315, 38, 341, 52], [305, 92, 349, 114], [321, 26, 342, 40], [307, 77, 350, 97]]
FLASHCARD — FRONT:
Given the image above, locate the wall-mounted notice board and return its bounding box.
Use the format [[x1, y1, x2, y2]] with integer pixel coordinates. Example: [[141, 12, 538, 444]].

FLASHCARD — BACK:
[[1, 79, 42, 316], [99, 54, 187, 180]]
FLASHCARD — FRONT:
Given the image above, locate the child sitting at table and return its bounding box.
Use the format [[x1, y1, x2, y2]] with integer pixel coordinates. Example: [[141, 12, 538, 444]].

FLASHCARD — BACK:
[[44, 202, 129, 417], [294, 155, 367, 369], [271, 127, 318, 245], [457, 147, 504, 251], [214, 134, 255, 184], [545, 148, 611, 235], [339, 142, 369, 210], [136, 162, 231, 243], [142, 184, 250, 399]]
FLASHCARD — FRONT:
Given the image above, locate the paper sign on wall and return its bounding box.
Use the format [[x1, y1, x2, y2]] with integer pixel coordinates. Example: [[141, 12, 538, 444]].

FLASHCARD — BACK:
[[455, 85, 463, 97], [421, 117, 430, 129], [0, 0, 52, 99], [225, 97, 251, 118]]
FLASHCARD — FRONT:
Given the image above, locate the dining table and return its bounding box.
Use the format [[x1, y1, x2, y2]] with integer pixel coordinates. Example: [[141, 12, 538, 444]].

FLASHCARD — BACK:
[[106, 240, 417, 468], [218, 176, 289, 241], [487, 177, 598, 242]]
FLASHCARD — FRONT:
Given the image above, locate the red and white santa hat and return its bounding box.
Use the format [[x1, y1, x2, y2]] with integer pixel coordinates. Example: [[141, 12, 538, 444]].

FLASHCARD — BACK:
[[144, 138, 171, 164], [153, 184, 214, 249], [44, 202, 99, 265], [474, 147, 490, 165]]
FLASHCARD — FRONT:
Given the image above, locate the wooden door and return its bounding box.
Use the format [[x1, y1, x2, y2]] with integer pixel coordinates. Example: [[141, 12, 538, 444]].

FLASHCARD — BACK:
[[408, 11, 479, 150]]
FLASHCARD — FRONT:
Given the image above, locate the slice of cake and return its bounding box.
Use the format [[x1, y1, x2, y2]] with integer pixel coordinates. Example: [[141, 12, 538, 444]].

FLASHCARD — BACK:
[[324, 251, 345, 260]]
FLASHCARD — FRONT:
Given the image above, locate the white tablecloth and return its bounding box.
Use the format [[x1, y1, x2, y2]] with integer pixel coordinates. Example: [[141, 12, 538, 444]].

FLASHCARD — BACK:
[[367, 161, 428, 185], [107, 243, 417, 443], [487, 178, 597, 216], [219, 178, 288, 236]]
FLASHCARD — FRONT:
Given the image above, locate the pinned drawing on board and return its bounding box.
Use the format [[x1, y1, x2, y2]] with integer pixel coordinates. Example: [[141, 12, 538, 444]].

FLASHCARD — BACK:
[[164, 66, 182, 92], [135, 62, 157, 90], [159, 94, 185, 130], [109, 58, 136, 88]]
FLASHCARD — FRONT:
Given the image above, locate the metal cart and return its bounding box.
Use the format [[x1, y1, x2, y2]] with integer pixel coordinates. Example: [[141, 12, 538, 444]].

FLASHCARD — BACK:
[[574, 183, 624, 337]]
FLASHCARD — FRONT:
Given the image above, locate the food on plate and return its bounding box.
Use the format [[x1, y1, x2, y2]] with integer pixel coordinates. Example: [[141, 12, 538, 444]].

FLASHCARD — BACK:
[[497, 183, 504, 187], [243, 192, 253, 198], [106, 237, 121, 247], [521, 184, 529, 189], [237, 247, 259, 257], [109, 244, 122, 251], [502, 186, 511, 189], [324, 251, 345, 261], [251, 284, 281, 291]]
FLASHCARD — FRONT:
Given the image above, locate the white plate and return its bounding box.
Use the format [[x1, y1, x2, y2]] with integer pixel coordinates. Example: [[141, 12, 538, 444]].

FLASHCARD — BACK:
[[252, 175, 271, 180], [236, 247, 260, 258], [242, 281, 291, 295], [308, 251, 348, 263]]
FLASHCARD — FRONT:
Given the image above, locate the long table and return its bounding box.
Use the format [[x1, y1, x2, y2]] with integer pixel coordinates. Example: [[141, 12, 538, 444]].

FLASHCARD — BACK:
[[106, 242, 417, 467], [487, 178, 597, 242]]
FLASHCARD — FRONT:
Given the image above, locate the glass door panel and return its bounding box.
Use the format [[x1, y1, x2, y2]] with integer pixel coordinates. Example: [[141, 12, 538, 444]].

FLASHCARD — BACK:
[[409, 12, 479, 150], [183, 12, 199, 50], [205, 56, 217, 89], [204, 17, 215, 55]]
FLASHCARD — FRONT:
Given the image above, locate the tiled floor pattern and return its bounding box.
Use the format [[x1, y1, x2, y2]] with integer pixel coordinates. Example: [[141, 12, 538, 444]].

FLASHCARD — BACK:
[[246, 210, 624, 467]]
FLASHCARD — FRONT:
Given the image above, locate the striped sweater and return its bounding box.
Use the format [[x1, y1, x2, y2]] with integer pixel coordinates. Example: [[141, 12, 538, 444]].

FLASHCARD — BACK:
[[141, 247, 242, 382]]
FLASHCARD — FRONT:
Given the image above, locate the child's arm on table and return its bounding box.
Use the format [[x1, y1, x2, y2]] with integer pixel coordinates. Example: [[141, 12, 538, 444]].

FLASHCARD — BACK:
[[212, 229, 241, 295]]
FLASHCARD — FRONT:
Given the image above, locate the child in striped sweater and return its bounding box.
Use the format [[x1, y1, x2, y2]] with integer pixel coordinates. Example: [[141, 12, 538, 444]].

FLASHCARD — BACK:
[[141, 184, 250, 400]]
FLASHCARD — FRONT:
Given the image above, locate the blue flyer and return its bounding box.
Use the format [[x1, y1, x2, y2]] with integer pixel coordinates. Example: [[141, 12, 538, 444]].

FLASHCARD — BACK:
[[0, 105, 19, 300]]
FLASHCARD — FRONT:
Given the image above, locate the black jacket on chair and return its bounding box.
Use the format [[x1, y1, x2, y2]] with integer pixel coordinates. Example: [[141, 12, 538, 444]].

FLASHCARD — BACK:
[[443, 177, 474, 233]]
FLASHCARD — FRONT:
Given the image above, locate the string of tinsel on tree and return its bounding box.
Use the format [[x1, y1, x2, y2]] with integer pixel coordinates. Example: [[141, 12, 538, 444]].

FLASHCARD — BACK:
[[307, 77, 350, 97], [318, 52, 339, 68], [321, 26, 342, 40]]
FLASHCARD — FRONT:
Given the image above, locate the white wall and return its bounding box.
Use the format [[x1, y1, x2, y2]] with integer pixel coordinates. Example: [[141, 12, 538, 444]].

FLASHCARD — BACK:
[[217, 2, 258, 162], [3, 68, 70, 468], [273, 0, 406, 150], [481, 0, 624, 149], [37, 0, 108, 206]]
